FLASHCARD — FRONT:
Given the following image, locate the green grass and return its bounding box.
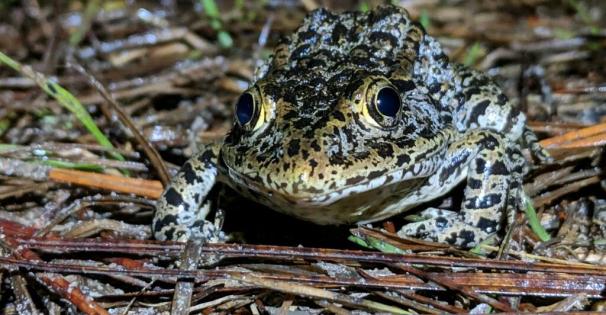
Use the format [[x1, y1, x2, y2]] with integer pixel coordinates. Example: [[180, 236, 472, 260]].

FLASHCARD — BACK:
[[201, 0, 234, 48], [523, 193, 551, 242], [0, 52, 125, 164], [463, 42, 484, 67]]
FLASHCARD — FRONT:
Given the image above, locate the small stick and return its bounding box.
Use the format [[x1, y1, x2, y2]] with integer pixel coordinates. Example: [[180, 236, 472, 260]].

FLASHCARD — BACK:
[[49, 168, 163, 199]]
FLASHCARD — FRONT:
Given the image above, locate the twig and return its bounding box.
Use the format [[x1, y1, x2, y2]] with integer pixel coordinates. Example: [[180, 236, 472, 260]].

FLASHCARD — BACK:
[[391, 263, 514, 312], [540, 121, 606, 148], [15, 237, 606, 276], [66, 61, 170, 186], [171, 240, 204, 315], [48, 168, 162, 199], [38, 273, 110, 315]]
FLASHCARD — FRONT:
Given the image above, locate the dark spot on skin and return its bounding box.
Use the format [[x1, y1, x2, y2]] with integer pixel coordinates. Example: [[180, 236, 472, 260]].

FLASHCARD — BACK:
[[283, 110, 299, 120], [475, 158, 486, 173], [331, 23, 348, 44], [415, 223, 427, 233], [369, 31, 397, 49], [429, 83, 441, 94], [164, 188, 184, 207], [372, 143, 394, 158], [503, 111, 516, 133], [457, 230, 476, 247], [497, 93, 508, 105], [392, 79, 415, 92], [444, 232, 458, 245], [306, 57, 327, 69], [333, 111, 346, 122], [345, 176, 366, 185], [287, 139, 300, 157], [294, 117, 313, 129], [153, 213, 177, 234], [439, 151, 471, 183], [396, 154, 411, 166], [319, 174, 324, 179], [491, 160, 509, 175], [436, 53, 449, 65], [435, 216, 448, 229], [465, 193, 502, 209], [476, 217, 499, 233], [467, 178, 482, 189], [468, 100, 490, 125], [479, 134, 499, 150], [329, 155, 346, 166], [310, 140, 321, 152], [309, 159, 318, 168], [181, 163, 199, 185], [162, 229, 176, 240], [298, 30, 318, 41], [367, 170, 385, 180], [354, 151, 370, 160], [290, 44, 311, 60], [341, 127, 355, 143], [197, 149, 216, 167], [174, 230, 186, 240], [462, 87, 480, 100], [301, 149, 310, 160]]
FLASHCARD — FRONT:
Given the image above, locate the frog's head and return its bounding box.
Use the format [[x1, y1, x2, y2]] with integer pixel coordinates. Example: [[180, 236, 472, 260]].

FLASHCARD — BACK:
[[221, 6, 447, 206]]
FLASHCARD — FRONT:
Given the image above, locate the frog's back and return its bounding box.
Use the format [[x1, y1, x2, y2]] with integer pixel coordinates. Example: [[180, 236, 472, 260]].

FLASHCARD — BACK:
[[260, 6, 432, 108]]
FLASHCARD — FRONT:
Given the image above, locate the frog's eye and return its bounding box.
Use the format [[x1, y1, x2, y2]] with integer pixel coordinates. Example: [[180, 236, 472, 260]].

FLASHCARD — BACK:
[[375, 87, 401, 117], [363, 80, 402, 128], [234, 88, 268, 131], [235, 92, 256, 126]]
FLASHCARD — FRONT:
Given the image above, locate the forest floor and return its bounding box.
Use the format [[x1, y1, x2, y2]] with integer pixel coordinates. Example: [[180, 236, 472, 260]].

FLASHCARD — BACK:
[[0, 1, 605, 313]]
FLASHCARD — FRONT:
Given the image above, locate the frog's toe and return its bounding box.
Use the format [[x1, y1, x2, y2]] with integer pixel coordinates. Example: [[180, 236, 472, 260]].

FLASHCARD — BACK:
[[154, 219, 225, 243], [414, 207, 457, 220], [522, 127, 553, 164], [398, 211, 495, 248], [191, 219, 227, 243]]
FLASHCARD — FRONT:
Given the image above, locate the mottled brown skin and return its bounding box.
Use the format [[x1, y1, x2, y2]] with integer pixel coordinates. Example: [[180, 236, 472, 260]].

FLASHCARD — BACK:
[[153, 6, 548, 247]]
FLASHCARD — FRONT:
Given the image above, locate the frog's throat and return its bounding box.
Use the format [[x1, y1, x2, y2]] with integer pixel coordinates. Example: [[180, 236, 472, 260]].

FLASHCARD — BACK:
[[222, 159, 439, 207]]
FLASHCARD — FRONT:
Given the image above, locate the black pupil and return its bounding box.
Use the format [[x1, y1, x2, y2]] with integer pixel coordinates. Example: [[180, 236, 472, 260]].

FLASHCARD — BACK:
[[235, 93, 254, 125], [376, 87, 401, 117]]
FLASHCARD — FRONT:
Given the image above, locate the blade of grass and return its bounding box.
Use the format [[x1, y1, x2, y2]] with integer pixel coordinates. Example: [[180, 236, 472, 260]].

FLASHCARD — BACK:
[[463, 42, 484, 67], [419, 9, 431, 30], [200, 0, 233, 48], [68, 0, 101, 47], [348, 235, 408, 254], [43, 160, 103, 172], [0, 52, 125, 164], [523, 193, 551, 242]]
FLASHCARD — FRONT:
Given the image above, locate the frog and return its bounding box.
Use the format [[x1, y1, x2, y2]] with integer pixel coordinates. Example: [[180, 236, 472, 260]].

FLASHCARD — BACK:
[[152, 5, 549, 248]]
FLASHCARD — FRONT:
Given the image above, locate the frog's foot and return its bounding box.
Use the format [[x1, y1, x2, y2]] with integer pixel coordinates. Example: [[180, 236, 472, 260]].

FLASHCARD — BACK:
[[522, 127, 553, 164], [398, 208, 498, 247], [154, 200, 226, 242], [153, 143, 225, 243], [399, 130, 523, 248]]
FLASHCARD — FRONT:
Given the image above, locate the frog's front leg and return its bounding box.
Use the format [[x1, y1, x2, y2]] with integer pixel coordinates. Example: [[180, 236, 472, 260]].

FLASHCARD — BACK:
[[153, 143, 225, 242], [451, 64, 550, 162], [399, 129, 522, 248]]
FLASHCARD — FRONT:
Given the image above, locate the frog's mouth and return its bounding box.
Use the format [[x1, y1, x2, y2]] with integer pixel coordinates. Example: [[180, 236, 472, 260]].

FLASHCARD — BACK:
[[223, 163, 429, 207]]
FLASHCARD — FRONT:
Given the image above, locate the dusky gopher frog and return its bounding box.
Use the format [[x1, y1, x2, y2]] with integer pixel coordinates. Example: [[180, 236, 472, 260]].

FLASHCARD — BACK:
[[153, 5, 548, 248]]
